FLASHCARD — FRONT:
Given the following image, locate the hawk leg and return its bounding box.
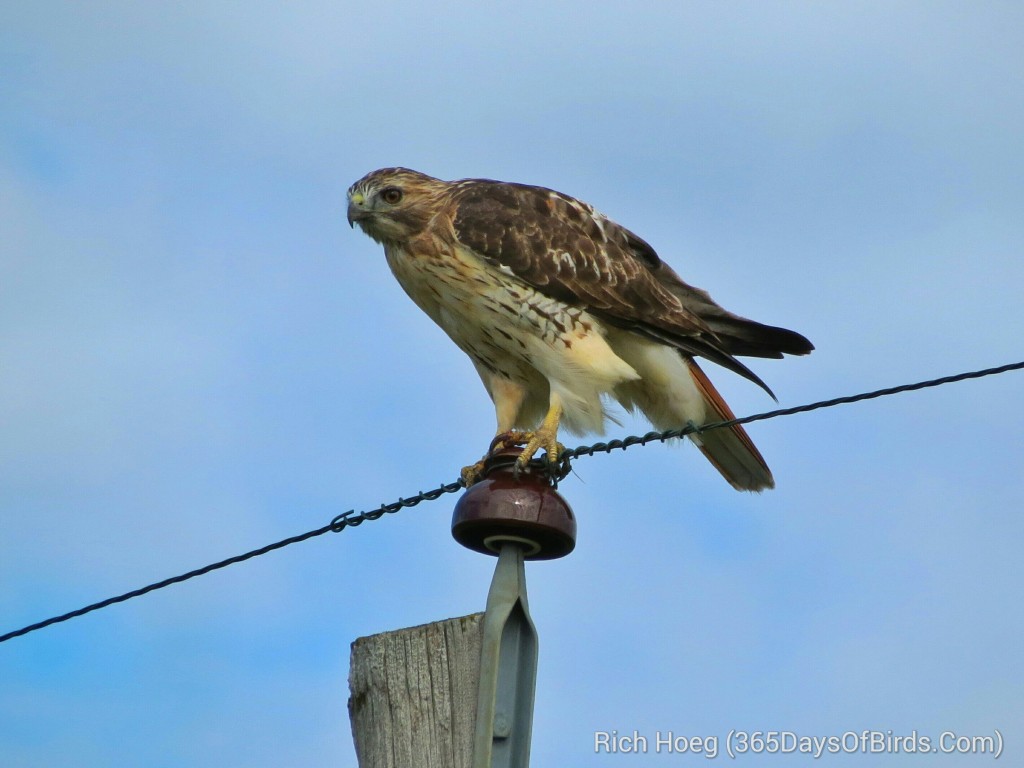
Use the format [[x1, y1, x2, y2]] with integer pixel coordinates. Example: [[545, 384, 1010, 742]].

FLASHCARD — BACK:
[[513, 399, 564, 473], [459, 430, 533, 486], [460, 402, 565, 485]]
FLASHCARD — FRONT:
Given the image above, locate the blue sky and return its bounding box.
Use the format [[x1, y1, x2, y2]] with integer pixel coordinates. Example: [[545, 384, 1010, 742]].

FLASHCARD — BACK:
[[2, 2, 1022, 765]]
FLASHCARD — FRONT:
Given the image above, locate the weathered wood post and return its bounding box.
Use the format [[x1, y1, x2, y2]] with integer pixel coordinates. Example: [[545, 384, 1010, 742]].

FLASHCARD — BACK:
[[348, 449, 576, 767], [348, 614, 484, 768]]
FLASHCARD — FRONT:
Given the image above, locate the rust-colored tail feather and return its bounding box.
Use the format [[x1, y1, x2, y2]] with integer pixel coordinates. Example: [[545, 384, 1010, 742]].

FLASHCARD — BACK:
[[685, 359, 775, 491]]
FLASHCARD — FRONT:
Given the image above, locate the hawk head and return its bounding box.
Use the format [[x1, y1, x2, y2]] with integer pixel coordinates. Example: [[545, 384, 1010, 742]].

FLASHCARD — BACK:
[[347, 167, 445, 244]]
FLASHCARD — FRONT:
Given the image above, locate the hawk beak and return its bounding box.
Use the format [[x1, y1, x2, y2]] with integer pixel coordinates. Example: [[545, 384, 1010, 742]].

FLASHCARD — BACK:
[[347, 193, 369, 228]]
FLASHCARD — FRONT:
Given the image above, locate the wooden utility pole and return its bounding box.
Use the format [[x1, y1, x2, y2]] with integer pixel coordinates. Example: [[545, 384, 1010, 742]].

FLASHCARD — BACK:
[[348, 448, 576, 767], [349, 614, 484, 768]]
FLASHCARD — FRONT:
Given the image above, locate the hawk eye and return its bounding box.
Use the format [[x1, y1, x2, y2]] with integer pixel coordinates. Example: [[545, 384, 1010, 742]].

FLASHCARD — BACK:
[[380, 187, 403, 205]]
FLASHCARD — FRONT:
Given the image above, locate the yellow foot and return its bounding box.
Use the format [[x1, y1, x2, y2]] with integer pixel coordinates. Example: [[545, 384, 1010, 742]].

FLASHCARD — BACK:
[[460, 459, 487, 487], [518, 398, 564, 474], [460, 431, 526, 486], [514, 430, 565, 474], [487, 429, 563, 469], [462, 429, 565, 486], [488, 430, 530, 454]]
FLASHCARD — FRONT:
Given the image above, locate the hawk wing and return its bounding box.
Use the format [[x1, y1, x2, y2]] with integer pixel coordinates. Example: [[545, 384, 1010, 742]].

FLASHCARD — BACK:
[[448, 179, 813, 397]]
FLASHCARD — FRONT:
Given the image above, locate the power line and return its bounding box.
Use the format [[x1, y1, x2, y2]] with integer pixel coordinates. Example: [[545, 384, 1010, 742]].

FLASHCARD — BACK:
[[561, 359, 1024, 460], [0, 482, 464, 645], [0, 523, 337, 645], [2, 359, 1022, 645]]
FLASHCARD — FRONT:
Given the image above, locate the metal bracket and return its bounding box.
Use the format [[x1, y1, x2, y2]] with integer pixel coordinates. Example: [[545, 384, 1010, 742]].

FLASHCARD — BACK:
[[472, 542, 539, 768]]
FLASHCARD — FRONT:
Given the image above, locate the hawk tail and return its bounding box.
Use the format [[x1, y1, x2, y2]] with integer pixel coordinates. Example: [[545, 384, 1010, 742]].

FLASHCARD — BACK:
[[686, 359, 775, 492]]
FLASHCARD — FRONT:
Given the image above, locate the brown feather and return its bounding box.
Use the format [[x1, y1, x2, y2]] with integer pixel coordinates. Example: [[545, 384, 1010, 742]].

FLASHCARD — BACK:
[[448, 179, 810, 397], [685, 358, 775, 491], [351, 169, 813, 372]]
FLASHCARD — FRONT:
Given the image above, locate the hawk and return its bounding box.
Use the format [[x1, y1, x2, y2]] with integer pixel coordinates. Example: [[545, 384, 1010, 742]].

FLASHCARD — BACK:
[[347, 168, 812, 490]]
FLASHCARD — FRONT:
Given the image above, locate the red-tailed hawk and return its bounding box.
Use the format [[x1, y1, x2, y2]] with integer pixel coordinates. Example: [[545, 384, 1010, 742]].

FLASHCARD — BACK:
[[347, 168, 812, 490]]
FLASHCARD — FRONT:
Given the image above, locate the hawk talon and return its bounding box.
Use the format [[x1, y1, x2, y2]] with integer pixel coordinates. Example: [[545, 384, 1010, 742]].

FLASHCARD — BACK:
[[545, 448, 567, 474], [460, 460, 487, 487], [514, 438, 565, 471], [463, 428, 543, 487], [488, 430, 530, 455]]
